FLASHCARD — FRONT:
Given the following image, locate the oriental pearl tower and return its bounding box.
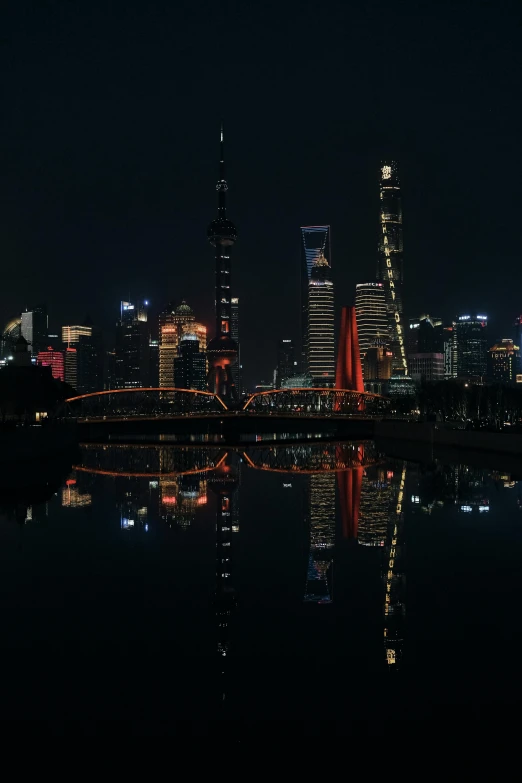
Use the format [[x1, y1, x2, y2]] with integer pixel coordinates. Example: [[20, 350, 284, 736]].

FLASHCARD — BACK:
[[206, 124, 239, 404]]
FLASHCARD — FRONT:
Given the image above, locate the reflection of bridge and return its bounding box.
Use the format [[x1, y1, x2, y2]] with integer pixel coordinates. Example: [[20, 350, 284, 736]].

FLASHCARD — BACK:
[[74, 441, 382, 478], [62, 387, 388, 420]]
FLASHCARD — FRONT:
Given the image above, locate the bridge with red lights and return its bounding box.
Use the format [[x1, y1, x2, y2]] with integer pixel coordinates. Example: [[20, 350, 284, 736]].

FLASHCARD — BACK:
[[61, 386, 388, 420], [59, 387, 389, 441]]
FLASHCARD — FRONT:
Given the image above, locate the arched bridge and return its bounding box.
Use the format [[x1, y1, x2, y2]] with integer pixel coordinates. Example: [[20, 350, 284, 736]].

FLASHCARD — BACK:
[[62, 386, 388, 421]]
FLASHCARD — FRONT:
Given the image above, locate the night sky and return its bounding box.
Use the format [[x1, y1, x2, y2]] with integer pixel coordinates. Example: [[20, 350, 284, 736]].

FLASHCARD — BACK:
[[1, 0, 520, 385]]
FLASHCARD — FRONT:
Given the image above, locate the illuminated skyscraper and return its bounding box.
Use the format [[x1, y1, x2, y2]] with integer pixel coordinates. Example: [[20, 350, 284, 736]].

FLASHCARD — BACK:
[[488, 339, 520, 383], [230, 297, 241, 396], [376, 163, 407, 373], [308, 252, 335, 386], [115, 299, 150, 389], [37, 347, 64, 381], [174, 332, 207, 391], [206, 125, 238, 403], [301, 226, 330, 369], [276, 338, 296, 388], [21, 305, 48, 355], [64, 346, 77, 388], [455, 314, 488, 382], [62, 319, 102, 393], [159, 301, 196, 387], [355, 281, 388, 359]]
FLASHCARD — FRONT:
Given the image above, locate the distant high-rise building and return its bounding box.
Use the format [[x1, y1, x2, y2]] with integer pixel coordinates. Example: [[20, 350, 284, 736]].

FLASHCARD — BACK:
[[206, 125, 239, 403], [376, 163, 407, 373], [488, 339, 520, 383], [301, 226, 330, 371], [149, 338, 159, 387], [276, 338, 296, 388], [174, 332, 207, 391], [64, 346, 77, 388], [455, 314, 488, 382], [21, 305, 48, 355], [115, 300, 150, 389], [443, 324, 457, 379], [513, 316, 522, 375], [355, 282, 388, 361], [159, 301, 195, 387], [1, 317, 22, 359], [308, 252, 335, 386], [62, 320, 102, 393], [37, 347, 64, 381], [408, 353, 444, 384], [230, 297, 241, 396], [363, 343, 393, 385], [408, 315, 443, 355]]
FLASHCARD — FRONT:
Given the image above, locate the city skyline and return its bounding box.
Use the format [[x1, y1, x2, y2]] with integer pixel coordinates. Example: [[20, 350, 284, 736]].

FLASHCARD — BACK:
[[1, 2, 520, 387]]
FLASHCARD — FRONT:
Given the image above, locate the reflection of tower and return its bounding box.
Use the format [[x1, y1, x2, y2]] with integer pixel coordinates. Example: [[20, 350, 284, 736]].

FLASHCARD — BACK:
[[206, 125, 239, 403], [62, 478, 92, 507], [377, 163, 407, 373], [208, 454, 240, 705], [337, 463, 363, 539], [357, 467, 391, 547], [383, 463, 406, 669], [304, 474, 336, 603]]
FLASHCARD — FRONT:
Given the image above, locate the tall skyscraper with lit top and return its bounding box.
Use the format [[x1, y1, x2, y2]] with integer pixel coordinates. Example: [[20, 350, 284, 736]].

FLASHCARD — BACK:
[[207, 125, 238, 403], [301, 226, 330, 371], [308, 252, 335, 386], [377, 163, 407, 373]]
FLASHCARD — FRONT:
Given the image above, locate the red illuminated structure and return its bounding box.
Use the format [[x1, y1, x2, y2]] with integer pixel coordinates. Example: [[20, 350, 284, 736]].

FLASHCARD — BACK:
[[37, 347, 64, 382], [337, 444, 364, 539], [336, 306, 364, 392]]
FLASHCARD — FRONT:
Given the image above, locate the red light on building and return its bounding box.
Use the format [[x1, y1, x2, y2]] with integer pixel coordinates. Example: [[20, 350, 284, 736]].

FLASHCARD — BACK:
[[197, 495, 208, 505], [37, 347, 64, 382], [162, 496, 177, 505], [66, 479, 77, 486]]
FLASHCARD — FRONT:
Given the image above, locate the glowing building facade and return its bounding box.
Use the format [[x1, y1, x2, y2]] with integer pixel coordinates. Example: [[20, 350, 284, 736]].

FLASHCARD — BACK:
[[37, 347, 64, 381], [21, 305, 48, 355], [114, 300, 150, 389], [355, 281, 388, 363], [455, 314, 488, 382], [174, 332, 207, 391], [376, 163, 407, 373], [158, 302, 195, 388], [488, 339, 520, 383], [301, 225, 330, 370], [308, 252, 335, 386]]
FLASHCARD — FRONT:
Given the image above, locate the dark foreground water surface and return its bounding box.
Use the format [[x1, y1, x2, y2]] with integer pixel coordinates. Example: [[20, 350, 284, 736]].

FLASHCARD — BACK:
[[2, 439, 522, 729]]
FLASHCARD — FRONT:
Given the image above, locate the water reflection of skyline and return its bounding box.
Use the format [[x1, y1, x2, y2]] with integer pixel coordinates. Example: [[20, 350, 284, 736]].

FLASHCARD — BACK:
[[6, 440, 521, 713]]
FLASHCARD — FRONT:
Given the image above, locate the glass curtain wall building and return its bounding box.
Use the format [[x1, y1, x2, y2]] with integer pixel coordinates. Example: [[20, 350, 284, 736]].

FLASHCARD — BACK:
[[308, 252, 335, 386], [455, 314, 488, 382], [115, 300, 150, 389], [301, 226, 330, 372], [376, 163, 407, 373]]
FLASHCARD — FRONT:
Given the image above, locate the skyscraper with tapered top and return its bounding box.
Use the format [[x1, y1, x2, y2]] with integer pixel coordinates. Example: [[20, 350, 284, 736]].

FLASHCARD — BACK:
[[377, 162, 407, 373], [308, 251, 335, 386], [206, 125, 238, 403]]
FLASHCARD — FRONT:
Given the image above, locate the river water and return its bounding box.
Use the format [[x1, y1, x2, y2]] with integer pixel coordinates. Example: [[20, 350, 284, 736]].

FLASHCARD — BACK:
[[1, 438, 522, 728]]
